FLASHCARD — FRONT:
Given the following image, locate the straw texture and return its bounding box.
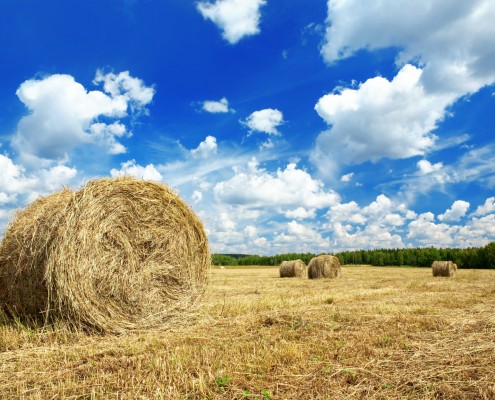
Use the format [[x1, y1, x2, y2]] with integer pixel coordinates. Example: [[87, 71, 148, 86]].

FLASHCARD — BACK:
[[308, 255, 341, 279], [279, 259, 307, 278], [0, 177, 210, 332], [432, 261, 457, 277]]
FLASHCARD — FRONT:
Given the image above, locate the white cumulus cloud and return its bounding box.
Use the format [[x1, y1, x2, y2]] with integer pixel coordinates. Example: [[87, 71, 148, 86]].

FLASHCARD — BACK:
[[0, 153, 77, 206], [201, 97, 233, 113], [13, 71, 154, 163], [471, 197, 495, 217], [284, 207, 316, 220], [315, 1, 495, 180], [192, 190, 203, 203], [274, 221, 330, 250], [93, 70, 155, 113], [242, 108, 284, 135], [191, 135, 218, 158], [321, 0, 495, 96], [312, 65, 449, 178], [438, 200, 470, 222], [214, 158, 340, 209], [417, 159, 443, 175], [110, 160, 163, 181], [197, 0, 266, 44], [340, 172, 354, 182]]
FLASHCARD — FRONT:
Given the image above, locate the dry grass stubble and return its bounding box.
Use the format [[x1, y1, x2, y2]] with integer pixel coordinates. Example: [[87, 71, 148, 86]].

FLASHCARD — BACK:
[[0, 266, 494, 399]]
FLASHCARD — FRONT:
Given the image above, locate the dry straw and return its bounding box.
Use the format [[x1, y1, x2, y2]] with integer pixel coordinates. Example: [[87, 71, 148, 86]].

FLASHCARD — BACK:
[[432, 261, 457, 277], [308, 255, 341, 279], [0, 177, 210, 332], [279, 259, 307, 278]]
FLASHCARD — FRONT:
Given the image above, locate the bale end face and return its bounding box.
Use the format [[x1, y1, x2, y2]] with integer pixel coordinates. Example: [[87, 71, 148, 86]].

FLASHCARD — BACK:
[[279, 260, 307, 278], [308, 255, 341, 279], [432, 261, 456, 277]]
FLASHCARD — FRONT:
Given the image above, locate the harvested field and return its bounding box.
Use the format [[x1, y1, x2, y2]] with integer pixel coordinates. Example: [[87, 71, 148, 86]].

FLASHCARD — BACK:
[[0, 266, 494, 399]]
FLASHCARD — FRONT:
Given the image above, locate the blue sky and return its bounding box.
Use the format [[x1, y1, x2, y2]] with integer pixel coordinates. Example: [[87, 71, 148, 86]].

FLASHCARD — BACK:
[[1, 0, 494, 255]]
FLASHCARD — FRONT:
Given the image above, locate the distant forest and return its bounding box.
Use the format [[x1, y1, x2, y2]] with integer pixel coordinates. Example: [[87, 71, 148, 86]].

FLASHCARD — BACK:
[[212, 242, 495, 269]]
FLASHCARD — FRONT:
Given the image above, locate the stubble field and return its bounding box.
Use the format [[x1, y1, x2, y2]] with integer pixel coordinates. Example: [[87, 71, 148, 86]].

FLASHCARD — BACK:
[[0, 266, 494, 399]]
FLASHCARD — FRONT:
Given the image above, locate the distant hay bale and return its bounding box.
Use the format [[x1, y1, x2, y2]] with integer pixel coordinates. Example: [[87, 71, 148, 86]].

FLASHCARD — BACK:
[[432, 261, 456, 277], [308, 255, 341, 279], [0, 177, 210, 332], [279, 259, 307, 278]]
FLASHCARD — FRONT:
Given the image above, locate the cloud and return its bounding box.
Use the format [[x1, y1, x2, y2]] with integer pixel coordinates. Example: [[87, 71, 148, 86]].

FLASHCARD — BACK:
[[321, 0, 495, 96], [190, 135, 218, 158], [471, 197, 495, 217], [93, 70, 155, 113], [197, 0, 266, 44], [110, 160, 163, 181], [89, 122, 131, 155], [192, 190, 203, 203], [242, 108, 284, 135], [340, 172, 354, 182], [284, 207, 316, 220], [13, 71, 154, 163], [243, 225, 257, 237], [201, 97, 233, 113], [322, 195, 420, 250], [387, 144, 495, 203], [312, 65, 451, 178], [273, 221, 330, 250], [214, 158, 340, 209], [0, 153, 77, 205], [326, 201, 366, 225], [314, 1, 495, 181], [417, 159, 443, 175], [331, 222, 405, 250], [438, 200, 470, 222], [457, 214, 495, 247], [407, 213, 456, 247]]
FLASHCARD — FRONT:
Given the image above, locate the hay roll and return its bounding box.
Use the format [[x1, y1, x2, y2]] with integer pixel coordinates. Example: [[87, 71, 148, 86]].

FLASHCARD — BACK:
[[279, 259, 307, 278], [0, 177, 210, 332], [308, 255, 341, 279], [432, 261, 456, 277]]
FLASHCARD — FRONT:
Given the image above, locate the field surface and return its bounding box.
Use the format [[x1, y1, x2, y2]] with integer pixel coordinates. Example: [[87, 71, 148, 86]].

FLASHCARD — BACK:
[[1, 266, 494, 399]]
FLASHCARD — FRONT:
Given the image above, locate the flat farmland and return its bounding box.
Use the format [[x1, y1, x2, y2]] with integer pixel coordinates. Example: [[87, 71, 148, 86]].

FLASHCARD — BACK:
[[1, 266, 494, 399]]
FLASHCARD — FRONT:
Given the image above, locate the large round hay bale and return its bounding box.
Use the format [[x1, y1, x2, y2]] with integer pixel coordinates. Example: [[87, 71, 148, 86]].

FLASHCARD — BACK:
[[0, 177, 210, 332], [432, 261, 456, 277], [308, 255, 341, 279], [279, 259, 307, 278]]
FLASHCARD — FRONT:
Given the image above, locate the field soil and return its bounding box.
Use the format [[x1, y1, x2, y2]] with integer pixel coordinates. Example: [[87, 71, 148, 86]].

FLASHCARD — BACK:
[[1, 266, 494, 399]]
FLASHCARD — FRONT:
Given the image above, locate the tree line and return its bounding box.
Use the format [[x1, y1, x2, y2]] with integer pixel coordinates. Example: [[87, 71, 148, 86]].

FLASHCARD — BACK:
[[212, 242, 495, 269]]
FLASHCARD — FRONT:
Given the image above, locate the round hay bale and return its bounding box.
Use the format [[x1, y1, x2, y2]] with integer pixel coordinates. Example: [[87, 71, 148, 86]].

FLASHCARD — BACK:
[[0, 177, 210, 332], [279, 259, 307, 278], [308, 255, 341, 279], [432, 261, 456, 277]]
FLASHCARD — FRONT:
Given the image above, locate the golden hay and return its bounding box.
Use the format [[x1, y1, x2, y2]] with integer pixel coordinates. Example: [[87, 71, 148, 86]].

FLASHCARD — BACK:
[[432, 261, 457, 277], [308, 255, 341, 279], [0, 177, 210, 332], [279, 259, 307, 278]]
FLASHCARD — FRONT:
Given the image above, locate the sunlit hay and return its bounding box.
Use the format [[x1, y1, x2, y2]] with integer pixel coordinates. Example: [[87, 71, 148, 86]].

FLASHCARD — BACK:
[[432, 261, 456, 277], [308, 255, 341, 279], [0, 177, 210, 332], [279, 259, 307, 278]]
